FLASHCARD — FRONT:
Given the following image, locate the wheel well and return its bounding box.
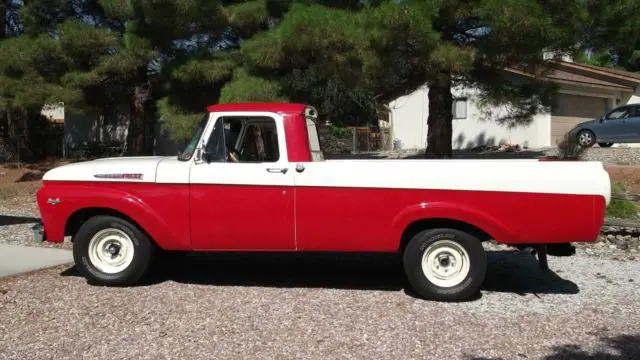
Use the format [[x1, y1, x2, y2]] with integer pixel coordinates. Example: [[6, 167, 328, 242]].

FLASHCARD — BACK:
[[65, 207, 146, 240], [399, 218, 492, 251]]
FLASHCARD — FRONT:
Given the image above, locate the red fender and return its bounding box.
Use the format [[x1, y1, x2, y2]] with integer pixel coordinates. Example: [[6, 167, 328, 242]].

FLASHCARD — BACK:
[[37, 182, 190, 250], [388, 201, 516, 249]]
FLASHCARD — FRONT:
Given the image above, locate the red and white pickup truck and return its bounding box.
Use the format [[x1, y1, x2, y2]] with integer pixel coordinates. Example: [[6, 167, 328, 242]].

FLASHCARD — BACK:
[[33, 102, 611, 301]]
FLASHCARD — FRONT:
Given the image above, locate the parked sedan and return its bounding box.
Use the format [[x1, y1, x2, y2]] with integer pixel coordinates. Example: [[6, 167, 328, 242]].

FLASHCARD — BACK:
[[570, 104, 640, 147]]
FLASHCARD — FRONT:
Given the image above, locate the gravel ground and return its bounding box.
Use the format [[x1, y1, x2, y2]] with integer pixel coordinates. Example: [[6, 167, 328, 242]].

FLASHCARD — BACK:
[[0, 250, 638, 360]]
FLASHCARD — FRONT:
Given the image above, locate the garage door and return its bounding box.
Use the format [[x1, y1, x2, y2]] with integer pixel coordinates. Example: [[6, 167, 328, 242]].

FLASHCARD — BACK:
[[550, 93, 609, 145]]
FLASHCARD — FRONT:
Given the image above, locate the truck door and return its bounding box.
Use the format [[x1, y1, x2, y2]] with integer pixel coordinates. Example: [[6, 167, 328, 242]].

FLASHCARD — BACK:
[[189, 112, 296, 250]]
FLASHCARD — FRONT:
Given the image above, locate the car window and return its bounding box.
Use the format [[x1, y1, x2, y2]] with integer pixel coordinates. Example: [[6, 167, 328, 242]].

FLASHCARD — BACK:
[[224, 117, 280, 163], [606, 106, 632, 120], [203, 118, 226, 162]]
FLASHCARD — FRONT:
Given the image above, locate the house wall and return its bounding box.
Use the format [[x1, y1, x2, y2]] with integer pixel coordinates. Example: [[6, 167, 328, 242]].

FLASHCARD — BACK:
[[620, 86, 640, 105], [388, 85, 550, 150]]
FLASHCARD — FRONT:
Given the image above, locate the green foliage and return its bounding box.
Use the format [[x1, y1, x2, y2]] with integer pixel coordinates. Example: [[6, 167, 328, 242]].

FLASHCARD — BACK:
[[580, 0, 640, 72], [219, 68, 286, 104]]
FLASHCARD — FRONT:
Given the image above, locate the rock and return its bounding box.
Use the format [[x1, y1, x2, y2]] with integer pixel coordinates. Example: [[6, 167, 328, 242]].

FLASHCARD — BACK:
[[609, 245, 618, 250]]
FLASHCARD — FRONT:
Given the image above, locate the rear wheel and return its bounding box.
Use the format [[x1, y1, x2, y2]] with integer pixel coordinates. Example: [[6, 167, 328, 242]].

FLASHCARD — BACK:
[[403, 228, 487, 301], [73, 215, 153, 286]]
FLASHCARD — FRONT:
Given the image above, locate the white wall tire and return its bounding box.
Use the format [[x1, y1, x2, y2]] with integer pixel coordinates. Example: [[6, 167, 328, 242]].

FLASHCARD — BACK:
[[73, 215, 153, 286], [403, 228, 487, 301]]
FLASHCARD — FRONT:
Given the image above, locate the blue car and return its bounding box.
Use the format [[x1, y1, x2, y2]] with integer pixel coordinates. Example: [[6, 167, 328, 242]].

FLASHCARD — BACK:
[[570, 104, 640, 147]]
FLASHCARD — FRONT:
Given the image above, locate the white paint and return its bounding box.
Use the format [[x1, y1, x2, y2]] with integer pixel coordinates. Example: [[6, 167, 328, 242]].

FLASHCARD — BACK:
[[42, 156, 166, 183], [297, 159, 611, 202], [88, 228, 135, 274], [421, 239, 470, 288], [41, 103, 64, 121]]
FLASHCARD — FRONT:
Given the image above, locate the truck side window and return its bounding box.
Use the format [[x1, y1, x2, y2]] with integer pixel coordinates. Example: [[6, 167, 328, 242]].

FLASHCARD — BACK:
[[225, 117, 280, 163]]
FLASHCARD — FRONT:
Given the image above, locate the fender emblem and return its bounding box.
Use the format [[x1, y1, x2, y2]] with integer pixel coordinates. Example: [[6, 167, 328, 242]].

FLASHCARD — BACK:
[[47, 198, 61, 205], [94, 173, 144, 180]]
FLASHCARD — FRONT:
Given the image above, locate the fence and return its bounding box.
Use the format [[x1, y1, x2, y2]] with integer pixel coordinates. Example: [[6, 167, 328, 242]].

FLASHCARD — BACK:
[[352, 126, 393, 153]]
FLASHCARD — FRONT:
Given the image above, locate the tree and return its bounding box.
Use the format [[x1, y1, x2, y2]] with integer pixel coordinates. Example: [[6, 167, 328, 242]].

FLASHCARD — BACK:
[[229, 0, 590, 158], [577, 0, 640, 72]]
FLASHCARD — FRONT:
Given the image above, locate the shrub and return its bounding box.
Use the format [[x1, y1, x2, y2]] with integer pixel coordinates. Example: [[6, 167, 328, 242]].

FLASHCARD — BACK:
[[556, 131, 587, 160], [606, 182, 638, 219]]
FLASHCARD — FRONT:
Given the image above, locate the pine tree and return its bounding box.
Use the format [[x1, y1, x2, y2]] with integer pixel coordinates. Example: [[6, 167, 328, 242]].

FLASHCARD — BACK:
[[231, 0, 590, 158]]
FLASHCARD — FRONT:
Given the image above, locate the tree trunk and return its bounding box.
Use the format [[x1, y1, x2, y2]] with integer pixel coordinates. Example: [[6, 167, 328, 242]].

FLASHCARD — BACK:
[[1, 1, 6, 39], [425, 71, 453, 159], [126, 72, 151, 156]]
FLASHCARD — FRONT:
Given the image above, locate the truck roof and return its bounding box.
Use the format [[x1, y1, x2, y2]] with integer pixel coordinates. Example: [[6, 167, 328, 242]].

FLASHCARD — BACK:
[[206, 102, 307, 114]]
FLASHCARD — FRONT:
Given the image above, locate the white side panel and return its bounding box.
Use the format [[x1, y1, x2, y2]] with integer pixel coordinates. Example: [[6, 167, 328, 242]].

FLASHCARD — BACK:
[[156, 157, 192, 184], [294, 159, 611, 199]]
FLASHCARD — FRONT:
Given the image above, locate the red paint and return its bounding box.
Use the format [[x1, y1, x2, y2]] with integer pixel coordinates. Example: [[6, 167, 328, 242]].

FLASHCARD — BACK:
[[283, 113, 312, 163], [189, 184, 295, 250], [207, 102, 307, 114], [37, 179, 605, 252], [36, 181, 191, 250], [294, 187, 605, 251]]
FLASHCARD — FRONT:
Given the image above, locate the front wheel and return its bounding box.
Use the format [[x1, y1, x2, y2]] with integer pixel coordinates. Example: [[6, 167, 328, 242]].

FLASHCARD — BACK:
[[403, 228, 487, 301], [577, 130, 596, 147], [73, 215, 154, 286]]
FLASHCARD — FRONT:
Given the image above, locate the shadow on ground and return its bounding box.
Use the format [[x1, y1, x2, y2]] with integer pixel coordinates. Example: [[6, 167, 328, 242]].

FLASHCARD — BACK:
[[465, 334, 640, 359], [60, 250, 578, 300], [0, 215, 39, 226]]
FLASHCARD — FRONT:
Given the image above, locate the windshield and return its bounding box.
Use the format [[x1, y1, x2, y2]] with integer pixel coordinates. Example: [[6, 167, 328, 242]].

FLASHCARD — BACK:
[[178, 113, 209, 161]]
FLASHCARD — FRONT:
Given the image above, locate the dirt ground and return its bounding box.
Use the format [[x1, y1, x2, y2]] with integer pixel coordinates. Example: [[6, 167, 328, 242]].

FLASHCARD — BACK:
[[0, 159, 73, 201], [604, 165, 640, 193]]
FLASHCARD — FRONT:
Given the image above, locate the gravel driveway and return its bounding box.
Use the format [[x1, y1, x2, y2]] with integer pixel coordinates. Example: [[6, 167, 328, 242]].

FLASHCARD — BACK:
[[0, 250, 638, 359], [1, 182, 639, 359]]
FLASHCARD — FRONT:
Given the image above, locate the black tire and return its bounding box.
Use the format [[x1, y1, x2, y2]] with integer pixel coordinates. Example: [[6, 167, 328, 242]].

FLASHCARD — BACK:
[[72, 215, 154, 286], [576, 129, 596, 147], [403, 228, 487, 302], [598, 142, 614, 148]]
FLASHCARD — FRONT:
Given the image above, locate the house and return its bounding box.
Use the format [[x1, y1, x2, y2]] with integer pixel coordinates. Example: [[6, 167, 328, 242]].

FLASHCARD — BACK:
[[388, 60, 640, 150]]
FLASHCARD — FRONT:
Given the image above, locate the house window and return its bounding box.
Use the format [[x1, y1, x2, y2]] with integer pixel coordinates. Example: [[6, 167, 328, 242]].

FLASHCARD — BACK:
[[452, 98, 467, 119]]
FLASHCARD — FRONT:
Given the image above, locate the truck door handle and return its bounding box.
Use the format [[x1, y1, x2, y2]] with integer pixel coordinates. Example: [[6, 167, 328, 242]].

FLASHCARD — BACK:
[[266, 168, 288, 174]]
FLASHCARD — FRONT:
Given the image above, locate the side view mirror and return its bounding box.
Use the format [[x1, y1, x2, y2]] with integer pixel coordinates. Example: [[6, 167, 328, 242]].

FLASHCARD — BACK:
[[599, 116, 605, 123]]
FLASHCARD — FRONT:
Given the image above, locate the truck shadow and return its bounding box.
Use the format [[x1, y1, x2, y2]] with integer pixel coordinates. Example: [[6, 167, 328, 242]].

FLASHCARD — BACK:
[[61, 249, 578, 299], [0, 215, 39, 226], [464, 333, 640, 359]]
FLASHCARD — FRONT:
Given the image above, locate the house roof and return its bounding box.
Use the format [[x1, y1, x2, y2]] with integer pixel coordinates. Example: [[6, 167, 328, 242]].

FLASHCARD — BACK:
[[505, 60, 640, 92]]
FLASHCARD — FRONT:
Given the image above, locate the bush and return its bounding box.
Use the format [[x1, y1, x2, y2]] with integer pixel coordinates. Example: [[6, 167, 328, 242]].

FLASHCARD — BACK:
[[606, 182, 638, 219], [556, 131, 587, 160]]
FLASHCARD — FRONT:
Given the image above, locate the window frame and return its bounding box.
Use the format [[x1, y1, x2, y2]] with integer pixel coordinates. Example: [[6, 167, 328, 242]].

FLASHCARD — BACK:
[[195, 111, 288, 165]]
